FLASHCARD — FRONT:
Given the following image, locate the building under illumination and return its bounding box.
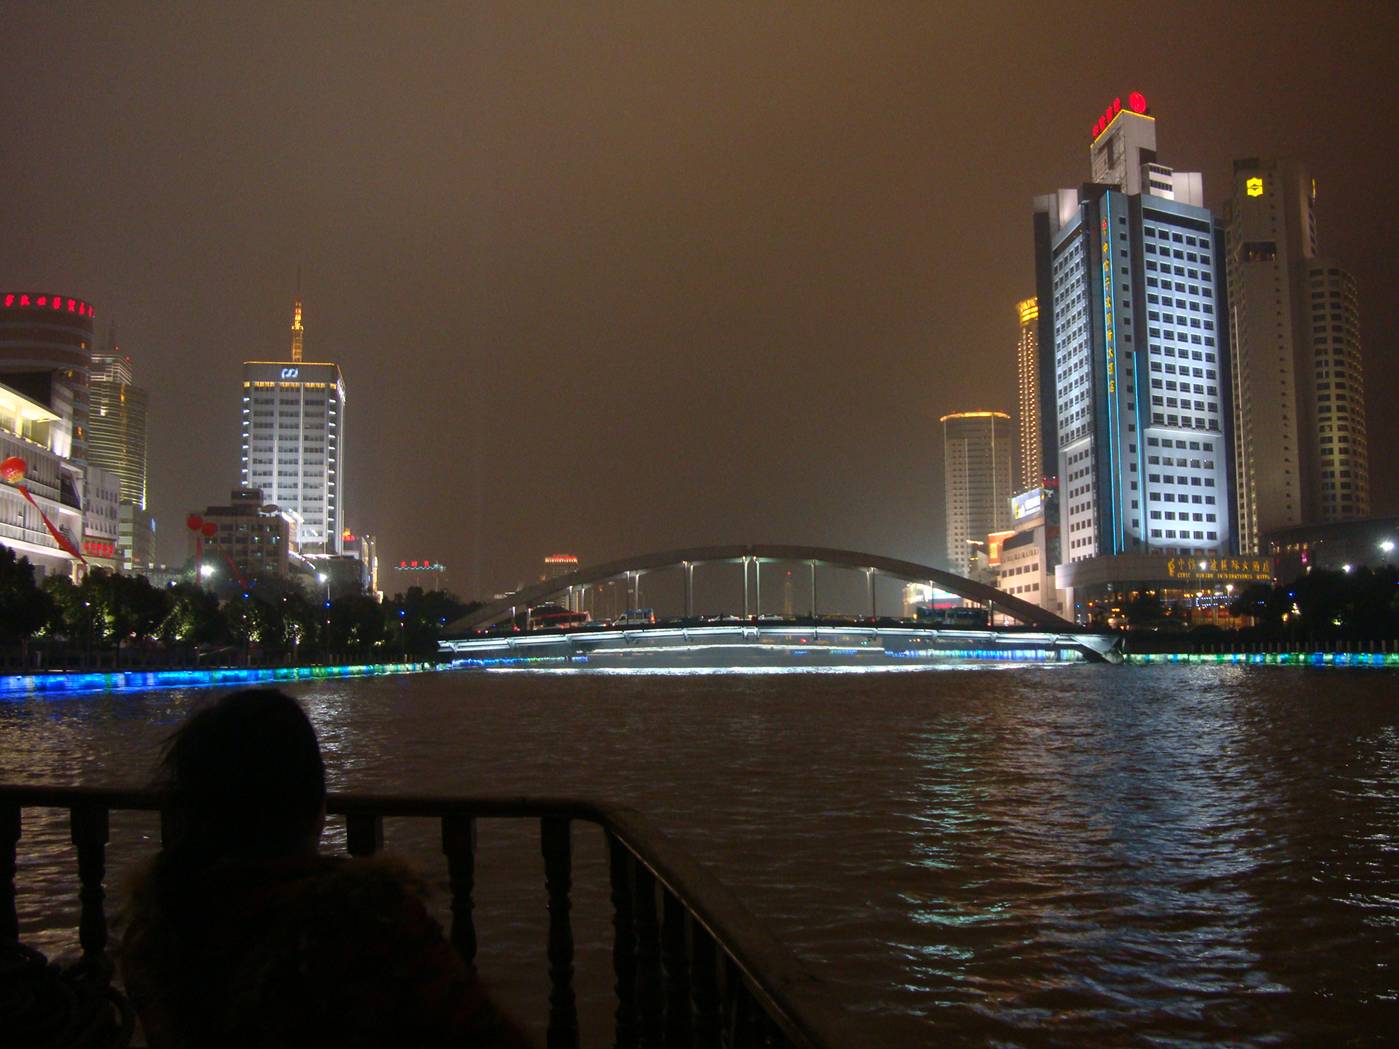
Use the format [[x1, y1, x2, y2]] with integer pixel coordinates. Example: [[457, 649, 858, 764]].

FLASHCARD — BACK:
[[239, 299, 345, 555], [994, 487, 1063, 616], [88, 345, 149, 511], [1033, 93, 1238, 620], [0, 379, 85, 578], [1224, 158, 1369, 552], [1015, 298, 1043, 490], [941, 411, 1012, 577]]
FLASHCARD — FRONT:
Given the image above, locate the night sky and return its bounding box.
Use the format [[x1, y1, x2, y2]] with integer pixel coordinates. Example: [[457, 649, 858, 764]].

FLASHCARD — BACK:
[[3, 2, 1396, 598]]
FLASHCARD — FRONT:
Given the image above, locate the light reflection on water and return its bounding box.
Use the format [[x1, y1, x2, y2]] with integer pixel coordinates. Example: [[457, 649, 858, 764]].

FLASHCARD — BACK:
[[2, 665, 1398, 1046]]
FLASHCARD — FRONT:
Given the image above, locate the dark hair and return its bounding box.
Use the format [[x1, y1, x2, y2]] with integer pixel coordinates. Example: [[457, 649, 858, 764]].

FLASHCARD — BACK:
[[157, 689, 326, 865]]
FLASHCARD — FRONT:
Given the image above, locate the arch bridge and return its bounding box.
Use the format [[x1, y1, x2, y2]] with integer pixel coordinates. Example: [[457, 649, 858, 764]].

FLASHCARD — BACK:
[[445, 543, 1075, 635]]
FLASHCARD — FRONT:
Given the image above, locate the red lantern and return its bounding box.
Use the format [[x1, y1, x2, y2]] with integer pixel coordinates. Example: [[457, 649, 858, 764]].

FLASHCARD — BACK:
[[201, 521, 217, 538], [0, 456, 26, 484], [186, 514, 204, 532]]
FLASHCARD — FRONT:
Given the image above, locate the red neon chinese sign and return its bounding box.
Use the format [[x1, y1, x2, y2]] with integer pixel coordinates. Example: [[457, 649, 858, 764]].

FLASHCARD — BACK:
[[2, 292, 94, 318], [1091, 92, 1149, 141]]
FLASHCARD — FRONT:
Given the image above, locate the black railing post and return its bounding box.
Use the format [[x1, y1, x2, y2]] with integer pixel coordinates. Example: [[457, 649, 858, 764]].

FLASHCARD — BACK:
[[441, 814, 478, 969], [633, 862, 664, 1047], [662, 891, 692, 1047], [70, 803, 110, 977], [345, 812, 383, 857], [541, 817, 578, 1049], [689, 917, 720, 1049], [607, 833, 639, 1049], [1, 800, 18, 941]]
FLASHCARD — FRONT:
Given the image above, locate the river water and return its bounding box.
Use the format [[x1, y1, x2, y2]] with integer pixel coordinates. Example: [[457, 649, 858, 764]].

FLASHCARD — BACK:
[[3, 664, 1397, 1046]]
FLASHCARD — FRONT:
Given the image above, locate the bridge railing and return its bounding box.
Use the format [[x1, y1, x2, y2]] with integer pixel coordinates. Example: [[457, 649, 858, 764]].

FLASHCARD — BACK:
[[1, 785, 862, 1048]]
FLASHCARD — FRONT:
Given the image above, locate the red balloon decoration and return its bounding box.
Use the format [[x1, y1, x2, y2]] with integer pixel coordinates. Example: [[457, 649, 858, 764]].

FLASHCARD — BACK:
[[201, 521, 217, 538], [0, 456, 26, 484], [186, 514, 204, 532]]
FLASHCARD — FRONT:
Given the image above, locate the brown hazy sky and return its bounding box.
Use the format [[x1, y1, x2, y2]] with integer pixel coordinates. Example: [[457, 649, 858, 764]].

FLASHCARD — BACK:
[[3, 2, 1396, 597]]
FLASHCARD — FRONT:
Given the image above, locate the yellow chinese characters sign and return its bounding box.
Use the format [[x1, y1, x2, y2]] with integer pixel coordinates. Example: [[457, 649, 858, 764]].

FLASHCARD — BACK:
[[1165, 557, 1274, 584]]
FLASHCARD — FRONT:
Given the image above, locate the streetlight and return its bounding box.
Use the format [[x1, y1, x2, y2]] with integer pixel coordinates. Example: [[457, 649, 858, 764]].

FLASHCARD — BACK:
[[1380, 540, 1395, 555], [199, 563, 215, 581], [317, 571, 330, 605]]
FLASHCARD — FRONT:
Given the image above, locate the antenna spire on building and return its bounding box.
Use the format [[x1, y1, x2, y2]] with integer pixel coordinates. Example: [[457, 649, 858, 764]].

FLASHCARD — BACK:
[[290, 293, 304, 363]]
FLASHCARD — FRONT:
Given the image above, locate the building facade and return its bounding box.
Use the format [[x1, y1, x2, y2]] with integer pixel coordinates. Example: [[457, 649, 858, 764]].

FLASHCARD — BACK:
[[1015, 298, 1042, 490], [994, 487, 1063, 616], [941, 411, 1012, 577], [0, 380, 85, 578], [88, 346, 150, 510], [240, 299, 345, 555], [1224, 158, 1369, 551], [0, 292, 96, 465], [194, 487, 298, 582], [1036, 94, 1233, 569]]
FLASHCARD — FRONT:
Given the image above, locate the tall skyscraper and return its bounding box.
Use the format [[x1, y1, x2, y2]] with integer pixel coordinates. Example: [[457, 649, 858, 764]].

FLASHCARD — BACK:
[[1224, 158, 1369, 551], [941, 411, 1012, 577], [240, 298, 346, 555], [1015, 297, 1042, 490], [1034, 92, 1232, 569], [89, 335, 150, 510]]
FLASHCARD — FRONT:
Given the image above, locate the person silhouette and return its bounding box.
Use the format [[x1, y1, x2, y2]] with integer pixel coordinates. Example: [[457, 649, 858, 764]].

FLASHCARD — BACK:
[[121, 688, 526, 1048]]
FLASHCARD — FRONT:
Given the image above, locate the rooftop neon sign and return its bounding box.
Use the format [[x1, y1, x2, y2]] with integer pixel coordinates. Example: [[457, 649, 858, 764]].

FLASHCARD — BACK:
[[1091, 91, 1149, 141], [2, 293, 94, 318]]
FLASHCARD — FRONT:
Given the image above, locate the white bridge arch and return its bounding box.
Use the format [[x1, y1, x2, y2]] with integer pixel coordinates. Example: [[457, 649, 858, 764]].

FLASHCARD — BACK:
[[445, 544, 1073, 634]]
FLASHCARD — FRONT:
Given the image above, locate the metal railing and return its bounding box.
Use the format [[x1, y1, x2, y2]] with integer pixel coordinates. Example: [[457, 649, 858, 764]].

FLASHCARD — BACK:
[[1, 785, 861, 1048]]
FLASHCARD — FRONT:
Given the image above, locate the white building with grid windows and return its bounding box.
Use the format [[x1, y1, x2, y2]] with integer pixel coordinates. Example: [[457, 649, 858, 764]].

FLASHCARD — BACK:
[[1034, 93, 1236, 618], [239, 300, 345, 555]]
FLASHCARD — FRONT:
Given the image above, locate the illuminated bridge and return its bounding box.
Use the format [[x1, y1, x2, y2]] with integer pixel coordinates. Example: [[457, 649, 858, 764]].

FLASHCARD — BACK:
[[440, 545, 1121, 668]]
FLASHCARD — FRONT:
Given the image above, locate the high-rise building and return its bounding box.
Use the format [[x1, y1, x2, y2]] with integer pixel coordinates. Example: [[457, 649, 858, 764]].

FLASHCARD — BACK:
[[240, 298, 346, 555], [941, 411, 1012, 577], [1224, 158, 1369, 551], [1035, 93, 1242, 622], [1015, 297, 1042, 490], [89, 337, 150, 511], [1036, 92, 1232, 567]]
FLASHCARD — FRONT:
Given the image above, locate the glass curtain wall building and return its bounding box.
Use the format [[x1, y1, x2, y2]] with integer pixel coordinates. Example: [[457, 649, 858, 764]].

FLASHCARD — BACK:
[[941, 411, 1013, 577]]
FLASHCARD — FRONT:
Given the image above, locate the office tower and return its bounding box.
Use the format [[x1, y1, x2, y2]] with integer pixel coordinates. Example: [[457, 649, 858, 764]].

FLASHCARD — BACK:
[[240, 298, 346, 555], [1015, 298, 1042, 489], [89, 338, 150, 510], [1225, 159, 1369, 551], [941, 411, 1012, 577], [1034, 92, 1232, 569]]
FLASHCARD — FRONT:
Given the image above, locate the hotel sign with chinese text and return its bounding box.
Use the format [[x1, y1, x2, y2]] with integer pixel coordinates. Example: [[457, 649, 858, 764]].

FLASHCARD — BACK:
[[1165, 557, 1274, 584]]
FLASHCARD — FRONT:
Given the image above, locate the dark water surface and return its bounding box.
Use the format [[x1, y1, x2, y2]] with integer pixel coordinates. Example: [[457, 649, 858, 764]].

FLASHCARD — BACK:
[[3, 665, 1397, 1046]]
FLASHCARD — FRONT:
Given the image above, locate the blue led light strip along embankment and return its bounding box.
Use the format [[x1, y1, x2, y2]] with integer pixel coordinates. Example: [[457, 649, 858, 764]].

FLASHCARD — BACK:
[[0, 661, 442, 698], [1125, 651, 1399, 667]]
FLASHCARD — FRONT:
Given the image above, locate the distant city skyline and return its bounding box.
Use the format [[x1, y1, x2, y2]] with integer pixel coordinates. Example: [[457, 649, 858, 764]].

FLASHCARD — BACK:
[[2, 4, 1396, 597]]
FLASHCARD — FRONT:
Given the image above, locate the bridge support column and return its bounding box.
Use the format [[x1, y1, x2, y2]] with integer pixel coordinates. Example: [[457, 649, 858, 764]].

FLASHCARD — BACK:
[[683, 562, 693, 618], [866, 568, 876, 620], [754, 560, 761, 618], [809, 562, 817, 620], [741, 558, 750, 619]]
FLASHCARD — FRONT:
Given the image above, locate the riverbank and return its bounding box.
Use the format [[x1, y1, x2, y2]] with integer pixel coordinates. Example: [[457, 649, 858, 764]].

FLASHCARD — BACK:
[[0, 660, 443, 697]]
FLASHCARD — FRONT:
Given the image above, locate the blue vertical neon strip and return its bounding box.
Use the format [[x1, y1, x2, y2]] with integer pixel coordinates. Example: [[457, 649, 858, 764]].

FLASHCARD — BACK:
[[1100, 197, 1121, 552]]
